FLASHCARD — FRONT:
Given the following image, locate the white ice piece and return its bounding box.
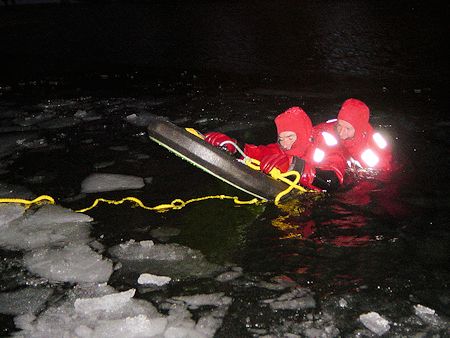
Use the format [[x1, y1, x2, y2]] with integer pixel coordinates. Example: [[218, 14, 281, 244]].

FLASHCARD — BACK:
[[0, 203, 25, 228], [359, 311, 390, 336], [138, 273, 171, 286], [0, 287, 53, 315], [172, 293, 232, 309], [262, 288, 316, 310], [75, 289, 136, 314], [81, 173, 145, 193], [0, 205, 92, 250], [90, 315, 167, 338], [414, 304, 441, 326], [23, 244, 113, 283]]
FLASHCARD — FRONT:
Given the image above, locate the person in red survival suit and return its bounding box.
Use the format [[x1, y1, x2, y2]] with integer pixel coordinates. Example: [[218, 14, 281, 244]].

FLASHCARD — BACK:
[[204, 106, 346, 191], [315, 98, 392, 172]]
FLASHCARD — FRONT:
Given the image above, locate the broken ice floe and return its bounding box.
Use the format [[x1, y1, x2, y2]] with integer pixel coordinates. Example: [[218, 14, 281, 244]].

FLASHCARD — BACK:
[[109, 239, 223, 279], [24, 244, 113, 283], [162, 292, 232, 337], [261, 287, 316, 310], [74, 109, 102, 121], [81, 173, 145, 193], [14, 284, 166, 338], [0, 203, 26, 228], [0, 204, 92, 251], [172, 292, 232, 310], [0, 287, 53, 315], [93, 160, 115, 169], [414, 304, 444, 327], [137, 273, 171, 286], [359, 311, 390, 336], [215, 268, 243, 283], [74, 289, 137, 314], [14, 282, 230, 337]]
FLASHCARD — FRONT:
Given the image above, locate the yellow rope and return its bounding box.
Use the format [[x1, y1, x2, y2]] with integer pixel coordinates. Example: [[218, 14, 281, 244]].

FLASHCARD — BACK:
[[184, 127, 312, 205], [0, 195, 55, 208], [185, 128, 205, 139], [0, 194, 261, 213], [75, 195, 261, 213], [243, 157, 311, 205]]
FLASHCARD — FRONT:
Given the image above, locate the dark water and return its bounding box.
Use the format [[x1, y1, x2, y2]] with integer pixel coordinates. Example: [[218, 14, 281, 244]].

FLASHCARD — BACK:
[[1, 1, 449, 337]]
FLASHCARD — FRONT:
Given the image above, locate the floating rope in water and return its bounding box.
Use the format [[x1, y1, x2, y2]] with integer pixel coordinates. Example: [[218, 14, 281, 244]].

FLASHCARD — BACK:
[[75, 195, 262, 213], [0, 194, 262, 213]]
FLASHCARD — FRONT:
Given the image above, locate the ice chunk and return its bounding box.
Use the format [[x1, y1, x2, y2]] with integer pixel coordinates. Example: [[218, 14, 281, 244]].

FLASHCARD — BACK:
[[359, 312, 390, 336], [339, 298, 348, 308], [196, 313, 224, 337], [164, 326, 208, 338], [74, 109, 102, 121], [109, 240, 222, 279], [262, 288, 316, 310], [81, 173, 145, 193], [23, 244, 113, 283], [75, 289, 136, 314], [215, 270, 242, 282], [138, 273, 171, 286], [93, 160, 115, 169], [414, 304, 435, 316], [0, 287, 53, 315], [0, 203, 25, 228], [22, 204, 92, 226], [172, 293, 232, 309], [0, 205, 92, 250], [90, 315, 167, 338], [14, 284, 162, 337], [165, 293, 232, 337], [414, 304, 441, 326], [111, 240, 190, 261]]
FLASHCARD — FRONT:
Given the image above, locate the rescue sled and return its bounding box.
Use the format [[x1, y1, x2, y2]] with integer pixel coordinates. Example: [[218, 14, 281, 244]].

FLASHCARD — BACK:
[[147, 119, 295, 201]]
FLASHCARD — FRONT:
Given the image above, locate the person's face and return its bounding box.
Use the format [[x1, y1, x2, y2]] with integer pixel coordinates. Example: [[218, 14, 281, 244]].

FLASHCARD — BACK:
[[278, 131, 297, 150], [336, 119, 355, 140]]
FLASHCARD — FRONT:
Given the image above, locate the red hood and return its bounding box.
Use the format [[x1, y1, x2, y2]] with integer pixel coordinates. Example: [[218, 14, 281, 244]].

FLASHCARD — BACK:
[[275, 106, 313, 157], [337, 98, 371, 150]]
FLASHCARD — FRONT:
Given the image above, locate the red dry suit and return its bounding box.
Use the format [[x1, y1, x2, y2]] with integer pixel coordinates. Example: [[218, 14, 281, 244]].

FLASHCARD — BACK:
[[315, 99, 392, 172], [243, 107, 346, 191]]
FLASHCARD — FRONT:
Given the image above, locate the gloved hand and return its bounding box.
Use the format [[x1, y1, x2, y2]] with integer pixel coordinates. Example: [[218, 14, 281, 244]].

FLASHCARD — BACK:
[[299, 162, 318, 190], [204, 132, 237, 154], [260, 153, 292, 174]]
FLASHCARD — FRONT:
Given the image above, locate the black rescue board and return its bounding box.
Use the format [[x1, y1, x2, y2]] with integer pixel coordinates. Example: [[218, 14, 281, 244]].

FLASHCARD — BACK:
[[147, 119, 294, 201]]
